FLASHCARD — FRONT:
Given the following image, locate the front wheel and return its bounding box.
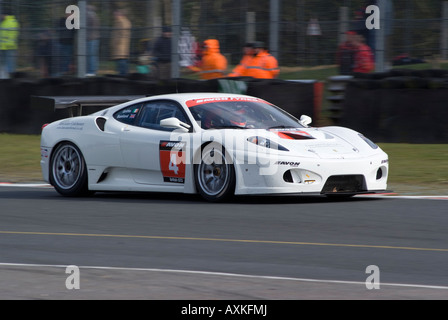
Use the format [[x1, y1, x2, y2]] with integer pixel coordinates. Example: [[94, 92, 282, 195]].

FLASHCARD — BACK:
[[195, 143, 235, 202], [50, 142, 91, 197]]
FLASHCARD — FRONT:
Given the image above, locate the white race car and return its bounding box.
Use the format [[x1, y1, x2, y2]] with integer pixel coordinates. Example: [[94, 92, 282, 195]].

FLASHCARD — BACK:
[[40, 93, 389, 201]]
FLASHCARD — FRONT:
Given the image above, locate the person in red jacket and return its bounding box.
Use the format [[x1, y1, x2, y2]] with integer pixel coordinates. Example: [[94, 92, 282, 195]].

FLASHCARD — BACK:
[[188, 39, 227, 79], [337, 31, 374, 75], [352, 33, 375, 73], [244, 41, 279, 79]]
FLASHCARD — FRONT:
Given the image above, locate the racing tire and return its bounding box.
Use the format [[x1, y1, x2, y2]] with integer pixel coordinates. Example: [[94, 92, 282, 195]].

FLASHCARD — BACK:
[[194, 143, 236, 202], [49, 142, 91, 197]]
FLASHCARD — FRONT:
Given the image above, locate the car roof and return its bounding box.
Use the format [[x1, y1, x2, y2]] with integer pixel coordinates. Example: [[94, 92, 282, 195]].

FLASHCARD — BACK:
[[107, 92, 261, 110], [145, 92, 259, 104]]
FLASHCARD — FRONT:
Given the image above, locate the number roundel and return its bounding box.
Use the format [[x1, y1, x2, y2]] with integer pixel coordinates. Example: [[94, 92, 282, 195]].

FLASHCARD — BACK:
[[159, 141, 186, 184]]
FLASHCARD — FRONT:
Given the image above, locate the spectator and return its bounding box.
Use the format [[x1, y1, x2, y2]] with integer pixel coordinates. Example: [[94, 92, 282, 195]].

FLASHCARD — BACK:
[[188, 39, 227, 80], [352, 34, 375, 73], [244, 41, 279, 79], [336, 31, 357, 75], [336, 31, 374, 74], [56, 12, 75, 76], [35, 29, 54, 77], [111, 8, 132, 75], [352, 1, 377, 53], [86, 5, 100, 76], [152, 26, 172, 79], [228, 42, 254, 77], [0, 10, 20, 79]]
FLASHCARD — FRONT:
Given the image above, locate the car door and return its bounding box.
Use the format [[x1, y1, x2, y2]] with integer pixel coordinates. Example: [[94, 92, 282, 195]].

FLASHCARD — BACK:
[[118, 100, 191, 185]]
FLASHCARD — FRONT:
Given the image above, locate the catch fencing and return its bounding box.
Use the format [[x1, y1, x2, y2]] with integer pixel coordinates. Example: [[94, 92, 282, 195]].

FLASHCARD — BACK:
[[0, 0, 447, 78]]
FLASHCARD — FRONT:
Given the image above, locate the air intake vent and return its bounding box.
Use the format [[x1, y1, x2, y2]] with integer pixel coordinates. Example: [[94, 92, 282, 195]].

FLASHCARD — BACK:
[[321, 175, 365, 194], [283, 170, 294, 183], [96, 117, 107, 131]]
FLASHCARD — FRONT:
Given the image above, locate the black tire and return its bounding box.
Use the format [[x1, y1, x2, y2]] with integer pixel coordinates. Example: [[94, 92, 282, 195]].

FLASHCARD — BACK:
[[194, 143, 235, 202], [49, 142, 91, 197]]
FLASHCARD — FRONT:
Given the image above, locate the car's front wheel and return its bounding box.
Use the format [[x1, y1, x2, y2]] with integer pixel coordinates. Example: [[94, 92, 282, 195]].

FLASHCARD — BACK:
[[50, 142, 91, 197], [195, 143, 235, 202]]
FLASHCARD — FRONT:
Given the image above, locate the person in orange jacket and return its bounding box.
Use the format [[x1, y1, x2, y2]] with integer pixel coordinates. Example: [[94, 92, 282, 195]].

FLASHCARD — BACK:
[[244, 41, 279, 79], [188, 39, 227, 80], [228, 42, 254, 77]]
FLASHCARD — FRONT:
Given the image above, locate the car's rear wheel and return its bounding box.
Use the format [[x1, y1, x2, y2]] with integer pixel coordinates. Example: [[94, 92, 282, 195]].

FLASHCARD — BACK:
[[195, 143, 235, 202], [50, 142, 90, 197]]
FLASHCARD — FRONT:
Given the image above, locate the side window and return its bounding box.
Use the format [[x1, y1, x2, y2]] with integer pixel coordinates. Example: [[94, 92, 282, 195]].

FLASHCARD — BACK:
[[138, 100, 190, 131], [113, 104, 142, 125]]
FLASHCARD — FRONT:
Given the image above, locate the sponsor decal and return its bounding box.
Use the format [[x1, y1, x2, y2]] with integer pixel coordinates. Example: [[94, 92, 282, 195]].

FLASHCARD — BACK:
[[40, 148, 49, 158], [56, 121, 85, 131], [275, 161, 300, 167], [159, 141, 186, 184], [186, 97, 266, 108]]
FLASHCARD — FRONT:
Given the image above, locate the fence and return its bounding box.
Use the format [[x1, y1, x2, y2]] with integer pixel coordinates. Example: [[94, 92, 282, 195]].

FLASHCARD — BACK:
[[0, 0, 447, 79]]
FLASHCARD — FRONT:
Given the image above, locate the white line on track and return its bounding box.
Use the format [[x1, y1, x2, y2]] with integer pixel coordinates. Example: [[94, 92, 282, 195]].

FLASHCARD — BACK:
[[0, 182, 52, 188], [1, 262, 448, 291], [357, 194, 448, 200]]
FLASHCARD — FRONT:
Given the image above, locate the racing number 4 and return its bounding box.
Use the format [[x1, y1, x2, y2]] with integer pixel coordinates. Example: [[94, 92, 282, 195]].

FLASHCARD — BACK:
[[169, 153, 179, 175], [159, 141, 186, 183]]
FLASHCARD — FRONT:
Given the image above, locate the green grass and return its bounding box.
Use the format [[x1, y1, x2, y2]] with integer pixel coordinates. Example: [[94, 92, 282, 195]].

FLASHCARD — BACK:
[[0, 134, 42, 182], [277, 62, 448, 82], [378, 143, 448, 194], [0, 134, 447, 194]]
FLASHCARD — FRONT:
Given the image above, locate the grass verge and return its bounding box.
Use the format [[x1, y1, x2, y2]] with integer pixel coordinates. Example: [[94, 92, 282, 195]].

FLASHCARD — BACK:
[[0, 133, 43, 182]]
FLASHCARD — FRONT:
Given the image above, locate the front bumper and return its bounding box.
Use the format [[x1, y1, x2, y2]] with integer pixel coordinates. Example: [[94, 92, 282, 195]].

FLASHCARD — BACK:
[[234, 153, 389, 195]]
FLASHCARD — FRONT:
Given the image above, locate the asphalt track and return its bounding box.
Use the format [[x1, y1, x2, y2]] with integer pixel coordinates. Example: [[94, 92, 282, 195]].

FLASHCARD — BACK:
[[0, 184, 447, 300]]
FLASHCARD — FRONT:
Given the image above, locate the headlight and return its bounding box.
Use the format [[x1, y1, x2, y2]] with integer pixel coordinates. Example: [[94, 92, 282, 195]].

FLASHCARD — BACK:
[[359, 134, 378, 149], [247, 136, 289, 151]]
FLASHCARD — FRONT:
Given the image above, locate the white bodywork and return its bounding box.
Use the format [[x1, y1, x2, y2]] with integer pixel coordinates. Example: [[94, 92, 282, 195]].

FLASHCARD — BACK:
[[40, 93, 388, 197]]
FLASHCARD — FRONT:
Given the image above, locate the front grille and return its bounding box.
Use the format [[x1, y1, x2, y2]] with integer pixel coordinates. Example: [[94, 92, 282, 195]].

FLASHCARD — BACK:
[[321, 175, 366, 194]]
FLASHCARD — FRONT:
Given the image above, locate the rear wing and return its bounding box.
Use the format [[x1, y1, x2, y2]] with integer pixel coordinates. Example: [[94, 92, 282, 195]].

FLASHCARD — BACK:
[[31, 95, 146, 117]]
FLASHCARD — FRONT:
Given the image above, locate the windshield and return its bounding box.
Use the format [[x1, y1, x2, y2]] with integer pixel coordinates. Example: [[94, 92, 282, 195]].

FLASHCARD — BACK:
[[187, 97, 304, 130]]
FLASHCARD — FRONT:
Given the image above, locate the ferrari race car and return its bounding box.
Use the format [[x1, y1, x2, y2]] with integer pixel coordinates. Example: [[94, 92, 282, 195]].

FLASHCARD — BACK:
[[39, 92, 389, 201]]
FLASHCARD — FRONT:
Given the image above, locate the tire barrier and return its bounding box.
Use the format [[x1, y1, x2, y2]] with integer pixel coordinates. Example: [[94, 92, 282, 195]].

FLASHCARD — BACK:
[[326, 75, 353, 124], [341, 69, 448, 143], [0, 75, 317, 135]]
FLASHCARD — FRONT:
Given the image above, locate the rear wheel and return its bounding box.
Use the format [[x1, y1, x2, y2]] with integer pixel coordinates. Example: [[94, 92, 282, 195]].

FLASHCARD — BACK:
[[50, 142, 91, 196], [195, 143, 235, 202]]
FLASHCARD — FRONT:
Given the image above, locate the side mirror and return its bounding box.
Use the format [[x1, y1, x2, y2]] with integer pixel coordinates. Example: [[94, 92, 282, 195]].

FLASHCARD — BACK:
[[160, 117, 191, 132], [299, 115, 312, 127]]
